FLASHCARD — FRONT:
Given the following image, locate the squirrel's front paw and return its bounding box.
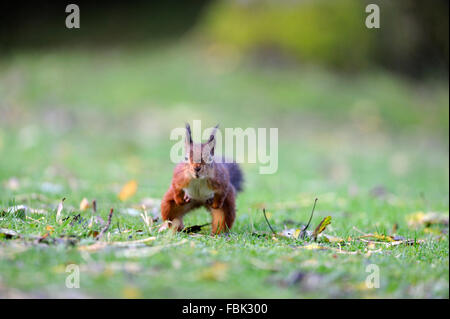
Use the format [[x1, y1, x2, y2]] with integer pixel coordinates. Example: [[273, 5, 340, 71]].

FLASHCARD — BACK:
[[183, 193, 191, 204]]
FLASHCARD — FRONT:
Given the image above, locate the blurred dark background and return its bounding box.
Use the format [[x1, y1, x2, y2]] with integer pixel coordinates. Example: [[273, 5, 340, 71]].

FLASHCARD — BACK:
[[1, 0, 448, 78]]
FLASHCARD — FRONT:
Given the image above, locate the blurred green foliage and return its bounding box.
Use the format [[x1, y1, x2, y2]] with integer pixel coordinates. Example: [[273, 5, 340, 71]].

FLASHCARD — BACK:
[[200, 0, 449, 75], [201, 0, 372, 69]]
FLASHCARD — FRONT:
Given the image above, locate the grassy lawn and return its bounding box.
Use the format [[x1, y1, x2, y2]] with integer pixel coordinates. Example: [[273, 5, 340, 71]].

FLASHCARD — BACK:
[[0, 44, 448, 298]]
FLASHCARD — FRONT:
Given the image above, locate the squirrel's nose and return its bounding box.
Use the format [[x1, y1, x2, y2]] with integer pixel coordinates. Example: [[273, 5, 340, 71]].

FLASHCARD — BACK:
[[194, 166, 201, 172]]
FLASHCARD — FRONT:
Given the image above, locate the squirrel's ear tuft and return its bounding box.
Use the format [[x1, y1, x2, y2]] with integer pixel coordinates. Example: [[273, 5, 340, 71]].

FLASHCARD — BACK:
[[185, 123, 193, 160], [185, 123, 193, 144], [204, 124, 218, 157], [208, 124, 219, 143]]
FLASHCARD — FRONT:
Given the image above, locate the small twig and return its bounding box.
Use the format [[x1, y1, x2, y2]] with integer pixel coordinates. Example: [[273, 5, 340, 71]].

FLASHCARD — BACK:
[[300, 198, 318, 239], [303, 198, 318, 230], [140, 205, 153, 235], [263, 208, 276, 235], [56, 197, 66, 225], [95, 208, 114, 241], [88, 200, 97, 228]]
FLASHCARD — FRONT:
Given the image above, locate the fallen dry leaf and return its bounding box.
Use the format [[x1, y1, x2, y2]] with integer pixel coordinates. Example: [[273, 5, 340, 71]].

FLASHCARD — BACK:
[[313, 216, 332, 241], [79, 198, 90, 211], [46, 225, 54, 234], [118, 180, 138, 201]]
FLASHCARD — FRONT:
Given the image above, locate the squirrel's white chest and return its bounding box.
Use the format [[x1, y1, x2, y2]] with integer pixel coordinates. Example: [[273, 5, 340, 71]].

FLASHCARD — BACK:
[[183, 179, 214, 201]]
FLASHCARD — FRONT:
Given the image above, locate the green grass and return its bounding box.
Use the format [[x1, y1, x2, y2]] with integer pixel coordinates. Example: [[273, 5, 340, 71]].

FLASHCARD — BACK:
[[0, 44, 448, 298]]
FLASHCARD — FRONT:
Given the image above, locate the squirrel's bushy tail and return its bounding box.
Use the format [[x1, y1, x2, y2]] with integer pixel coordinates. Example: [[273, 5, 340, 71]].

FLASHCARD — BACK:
[[223, 162, 244, 193]]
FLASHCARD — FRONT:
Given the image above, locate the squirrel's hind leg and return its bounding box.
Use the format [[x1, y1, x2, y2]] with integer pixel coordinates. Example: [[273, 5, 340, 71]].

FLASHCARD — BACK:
[[210, 190, 236, 235]]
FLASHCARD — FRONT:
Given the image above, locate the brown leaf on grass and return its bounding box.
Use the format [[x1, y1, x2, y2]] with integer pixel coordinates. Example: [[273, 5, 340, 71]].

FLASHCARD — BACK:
[[46, 225, 54, 234], [79, 198, 90, 211], [312, 216, 331, 241], [118, 180, 138, 201]]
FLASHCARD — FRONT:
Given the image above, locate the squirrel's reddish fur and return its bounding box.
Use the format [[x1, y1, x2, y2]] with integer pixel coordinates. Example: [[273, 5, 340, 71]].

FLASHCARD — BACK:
[[161, 124, 243, 234]]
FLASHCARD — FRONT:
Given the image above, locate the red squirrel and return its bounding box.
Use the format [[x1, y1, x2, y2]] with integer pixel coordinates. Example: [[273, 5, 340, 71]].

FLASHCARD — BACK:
[[161, 123, 243, 234]]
